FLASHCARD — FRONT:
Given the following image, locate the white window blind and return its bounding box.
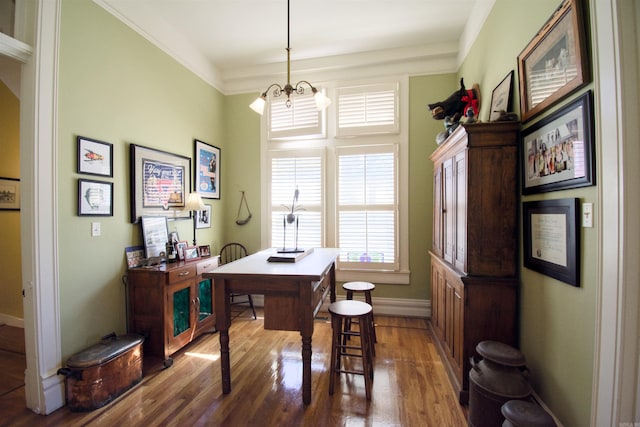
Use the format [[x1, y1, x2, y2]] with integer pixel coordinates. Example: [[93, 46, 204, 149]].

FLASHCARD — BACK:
[[269, 154, 323, 250], [268, 94, 324, 140], [337, 146, 397, 269], [337, 82, 399, 137]]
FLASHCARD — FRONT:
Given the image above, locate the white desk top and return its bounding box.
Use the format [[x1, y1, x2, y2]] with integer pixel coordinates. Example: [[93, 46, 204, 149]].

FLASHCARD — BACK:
[[207, 248, 340, 280]]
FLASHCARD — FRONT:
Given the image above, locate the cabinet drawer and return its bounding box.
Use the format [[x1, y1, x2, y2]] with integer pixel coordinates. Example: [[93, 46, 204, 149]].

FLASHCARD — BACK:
[[312, 276, 329, 315], [168, 265, 196, 283], [197, 258, 219, 275]]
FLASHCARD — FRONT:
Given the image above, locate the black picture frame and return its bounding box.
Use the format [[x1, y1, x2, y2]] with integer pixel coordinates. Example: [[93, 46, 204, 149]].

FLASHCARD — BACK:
[[522, 91, 594, 194], [194, 139, 220, 199], [78, 179, 113, 216], [517, 0, 589, 122], [77, 136, 113, 177], [523, 198, 580, 287], [489, 71, 514, 121], [130, 144, 191, 223]]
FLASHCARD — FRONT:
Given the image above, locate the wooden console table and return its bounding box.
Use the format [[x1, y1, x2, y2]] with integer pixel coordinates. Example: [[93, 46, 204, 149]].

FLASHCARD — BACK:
[[203, 248, 339, 405]]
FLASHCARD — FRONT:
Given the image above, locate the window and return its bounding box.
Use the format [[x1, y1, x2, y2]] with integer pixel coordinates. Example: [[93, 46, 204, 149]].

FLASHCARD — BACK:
[[263, 78, 409, 283]]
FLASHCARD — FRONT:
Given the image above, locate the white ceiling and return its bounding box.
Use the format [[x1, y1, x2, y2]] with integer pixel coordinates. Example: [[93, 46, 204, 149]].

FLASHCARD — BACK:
[[96, 0, 496, 94]]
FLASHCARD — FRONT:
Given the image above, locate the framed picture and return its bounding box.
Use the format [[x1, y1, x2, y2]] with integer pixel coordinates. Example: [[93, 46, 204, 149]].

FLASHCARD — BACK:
[[124, 245, 145, 269], [77, 136, 113, 177], [195, 204, 212, 229], [522, 91, 594, 194], [78, 179, 113, 216], [183, 246, 201, 261], [130, 144, 191, 223], [523, 198, 580, 287], [198, 245, 211, 257], [175, 240, 189, 261], [517, 0, 589, 122], [489, 71, 514, 121], [0, 177, 20, 210], [194, 139, 220, 199], [141, 216, 169, 258]]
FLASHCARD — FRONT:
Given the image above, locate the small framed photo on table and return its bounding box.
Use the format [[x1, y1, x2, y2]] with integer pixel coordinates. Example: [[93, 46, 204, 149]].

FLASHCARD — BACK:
[[183, 246, 201, 261]]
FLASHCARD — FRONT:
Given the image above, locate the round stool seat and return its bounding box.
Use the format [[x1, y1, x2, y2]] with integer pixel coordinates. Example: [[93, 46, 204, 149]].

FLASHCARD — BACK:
[[328, 300, 372, 317], [342, 281, 375, 292]]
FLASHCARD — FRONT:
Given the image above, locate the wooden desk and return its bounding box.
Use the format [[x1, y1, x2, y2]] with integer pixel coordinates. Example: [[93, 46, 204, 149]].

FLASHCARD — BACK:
[[203, 248, 339, 405]]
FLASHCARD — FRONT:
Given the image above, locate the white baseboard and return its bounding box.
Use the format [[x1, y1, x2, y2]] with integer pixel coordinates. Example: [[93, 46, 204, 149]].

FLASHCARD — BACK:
[[250, 295, 431, 319], [0, 313, 24, 328]]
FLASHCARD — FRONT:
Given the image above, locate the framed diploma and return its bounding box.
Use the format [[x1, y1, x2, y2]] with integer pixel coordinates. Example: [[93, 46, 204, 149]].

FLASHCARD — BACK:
[[523, 198, 580, 287]]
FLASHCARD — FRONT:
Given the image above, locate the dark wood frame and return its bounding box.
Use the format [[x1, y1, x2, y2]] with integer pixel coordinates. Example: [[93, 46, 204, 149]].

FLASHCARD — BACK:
[[489, 71, 514, 121], [522, 91, 594, 194], [77, 136, 113, 177], [198, 244, 211, 257], [0, 177, 20, 210], [517, 0, 589, 122], [130, 144, 191, 223], [523, 198, 580, 287], [78, 178, 113, 216], [194, 139, 221, 200]]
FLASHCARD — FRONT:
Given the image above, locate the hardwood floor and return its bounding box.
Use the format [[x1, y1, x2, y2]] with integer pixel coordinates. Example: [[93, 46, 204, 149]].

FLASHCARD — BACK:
[[0, 310, 468, 426]]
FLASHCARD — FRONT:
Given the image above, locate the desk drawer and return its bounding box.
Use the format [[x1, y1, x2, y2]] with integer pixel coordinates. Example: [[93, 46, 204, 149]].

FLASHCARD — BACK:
[[168, 265, 196, 283], [197, 258, 219, 275], [312, 275, 330, 313]]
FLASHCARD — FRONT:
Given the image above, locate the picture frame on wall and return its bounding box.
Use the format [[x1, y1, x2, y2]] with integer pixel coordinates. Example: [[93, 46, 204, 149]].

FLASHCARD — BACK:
[[77, 136, 113, 177], [523, 198, 580, 287], [0, 177, 20, 210], [194, 139, 220, 199], [517, 0, 589, 122], [78, 179, 113, 216], [195, 204, 212, 229], [130, 144, 191, 223], [521, 91, 594, 195], [489, 71, 514, 121]]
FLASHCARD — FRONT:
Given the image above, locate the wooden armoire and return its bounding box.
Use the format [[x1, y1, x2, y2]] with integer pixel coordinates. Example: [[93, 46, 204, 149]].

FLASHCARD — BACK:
[[428, 121, 520, 404]]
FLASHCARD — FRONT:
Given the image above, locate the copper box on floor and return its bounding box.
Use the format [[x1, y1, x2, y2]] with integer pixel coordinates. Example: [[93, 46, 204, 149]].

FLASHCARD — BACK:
[[58, 333, 144, 412]]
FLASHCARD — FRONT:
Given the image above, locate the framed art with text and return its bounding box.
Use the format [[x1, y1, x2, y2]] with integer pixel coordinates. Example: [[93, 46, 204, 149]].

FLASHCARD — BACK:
[[523, 198, 579, 287], [130, 144, 191, 223], [78, 179, 113, 216], [141, 216, 169, 258], [194, 139, 220, 199], [517, 0, 589, 122], [522, 91, 594, 194]]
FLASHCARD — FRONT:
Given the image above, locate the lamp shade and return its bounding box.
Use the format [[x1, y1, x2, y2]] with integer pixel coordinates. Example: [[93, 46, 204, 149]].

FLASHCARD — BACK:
[[314, 91, 332, 110], [250, 96, 266, 115], [184, 192, 205, 211]]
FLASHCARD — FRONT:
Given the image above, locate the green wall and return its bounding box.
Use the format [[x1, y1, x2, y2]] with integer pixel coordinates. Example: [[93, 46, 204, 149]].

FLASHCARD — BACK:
[[57, 0, 224, 354], [459, 1, 597, 426], [0, 80, 22, 319]]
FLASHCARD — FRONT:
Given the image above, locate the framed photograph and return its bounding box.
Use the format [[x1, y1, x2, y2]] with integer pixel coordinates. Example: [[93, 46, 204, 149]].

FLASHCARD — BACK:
[[489, 71, 514, 121], [194, 139, 220, 199], [77, 136, 113, 177], [124, 245, 145, 269], [0, 177, 20, 210], [522, 91, 594, 194], [141, 216, 169, 258], [183, 246, 201, 261], [523, 198, 580, 287], [130, 144, 191, 223], [175, 241, 189, 261], [195, 204, 212, 229], [78, 179, 113, 216], [517, 0, 589, 122], [198, 245, 211, 257]]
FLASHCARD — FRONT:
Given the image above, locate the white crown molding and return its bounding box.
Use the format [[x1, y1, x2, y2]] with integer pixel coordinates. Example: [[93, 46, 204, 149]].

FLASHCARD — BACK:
[[458, 0, 496, 65]]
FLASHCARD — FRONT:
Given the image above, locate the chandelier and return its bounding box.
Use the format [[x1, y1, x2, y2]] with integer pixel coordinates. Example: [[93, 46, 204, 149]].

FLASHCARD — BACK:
[[249, 0, 331, 115]]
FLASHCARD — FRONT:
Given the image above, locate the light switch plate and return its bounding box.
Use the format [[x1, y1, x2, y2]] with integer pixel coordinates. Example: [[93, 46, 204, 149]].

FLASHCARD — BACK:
[[91, 222, 101, 236], [582, 203, 593, 228]]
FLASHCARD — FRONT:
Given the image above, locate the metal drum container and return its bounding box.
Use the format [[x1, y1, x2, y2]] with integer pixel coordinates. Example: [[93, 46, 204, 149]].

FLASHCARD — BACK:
[[501, 400, 557, 426], [468, 341, 532, 427]]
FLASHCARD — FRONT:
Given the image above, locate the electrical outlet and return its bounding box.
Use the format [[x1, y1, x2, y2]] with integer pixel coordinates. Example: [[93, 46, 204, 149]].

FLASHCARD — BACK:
[[91, 222, 101, 236], [582, 203, 593, 228]]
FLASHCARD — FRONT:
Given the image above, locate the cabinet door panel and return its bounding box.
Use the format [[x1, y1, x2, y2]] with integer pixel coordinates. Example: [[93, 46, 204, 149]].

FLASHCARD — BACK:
[[442, 158, 454, 264], [432, 166, 443, 257], [166, 282, 194, 355], [454, 152, 467, 273]]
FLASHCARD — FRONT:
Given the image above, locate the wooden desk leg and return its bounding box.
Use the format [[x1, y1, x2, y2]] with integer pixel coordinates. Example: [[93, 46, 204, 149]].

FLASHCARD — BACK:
[[301, 334, 312, 405], [219, 330, 231, 394]]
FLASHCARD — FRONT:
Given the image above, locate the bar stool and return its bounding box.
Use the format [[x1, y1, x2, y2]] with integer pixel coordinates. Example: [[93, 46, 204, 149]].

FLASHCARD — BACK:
[[342, 281, 377, 347], [328, 300, 374, 400]]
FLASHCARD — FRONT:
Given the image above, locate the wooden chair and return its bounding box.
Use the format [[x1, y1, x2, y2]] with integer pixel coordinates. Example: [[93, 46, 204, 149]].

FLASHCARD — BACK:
[[219, 243, 257, 320]]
